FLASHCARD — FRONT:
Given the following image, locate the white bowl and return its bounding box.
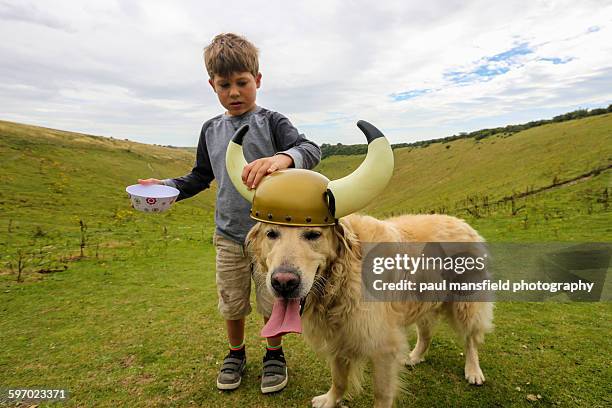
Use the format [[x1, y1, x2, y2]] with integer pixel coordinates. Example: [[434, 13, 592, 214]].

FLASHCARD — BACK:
[[125, 184, 179, 213]]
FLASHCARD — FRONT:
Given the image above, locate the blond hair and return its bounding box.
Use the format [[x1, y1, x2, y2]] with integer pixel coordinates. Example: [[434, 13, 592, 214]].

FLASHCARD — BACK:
[[203, 33, 259, 79]]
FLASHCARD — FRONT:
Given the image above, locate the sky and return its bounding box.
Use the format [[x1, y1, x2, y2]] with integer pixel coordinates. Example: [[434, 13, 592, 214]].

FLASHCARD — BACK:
[[1, 0, 611, 146]]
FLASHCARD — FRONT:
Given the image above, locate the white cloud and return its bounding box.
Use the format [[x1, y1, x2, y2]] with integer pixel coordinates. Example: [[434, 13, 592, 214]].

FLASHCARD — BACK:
[[0, 0, 611, 145]]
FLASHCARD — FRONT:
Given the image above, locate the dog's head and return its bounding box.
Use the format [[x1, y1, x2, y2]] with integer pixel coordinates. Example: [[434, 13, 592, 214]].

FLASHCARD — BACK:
[[246, 220, 359, 300], [228, 121, 392, 302]]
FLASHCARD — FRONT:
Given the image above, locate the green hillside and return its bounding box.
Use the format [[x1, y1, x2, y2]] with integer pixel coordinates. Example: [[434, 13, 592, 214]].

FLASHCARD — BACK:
[[2, 113, 609, 245], [0, 120, 217, 218], [0, 116, 611, 407], [318, 113, 612, 240], [0, 120, 217, 263]]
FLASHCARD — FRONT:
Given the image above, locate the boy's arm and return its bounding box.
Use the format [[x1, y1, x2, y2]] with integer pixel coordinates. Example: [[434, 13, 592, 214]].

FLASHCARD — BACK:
[[269, 112, 321, 170], [163, 122, 215, 201], [241, 112, 322, 189]]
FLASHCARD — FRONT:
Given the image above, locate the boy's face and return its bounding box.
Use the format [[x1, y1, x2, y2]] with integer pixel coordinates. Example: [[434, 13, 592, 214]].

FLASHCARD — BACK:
[[209, 71, 261, 116]]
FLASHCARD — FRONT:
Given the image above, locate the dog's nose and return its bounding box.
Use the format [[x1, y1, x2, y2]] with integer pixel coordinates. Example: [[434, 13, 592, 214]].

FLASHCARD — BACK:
[[271, 269, 301, 298]]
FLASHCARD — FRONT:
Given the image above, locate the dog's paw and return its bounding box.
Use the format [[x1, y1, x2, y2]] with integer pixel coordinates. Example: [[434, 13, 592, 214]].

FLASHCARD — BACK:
[[312, 392, 337, 408], [465, 365, 485, 385], [403, 352, 425, 367]]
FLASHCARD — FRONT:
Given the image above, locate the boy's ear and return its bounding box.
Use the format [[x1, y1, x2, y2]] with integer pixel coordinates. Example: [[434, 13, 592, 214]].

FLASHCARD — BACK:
[[255, 72, 262, 89], [208, 78, 217, 93]]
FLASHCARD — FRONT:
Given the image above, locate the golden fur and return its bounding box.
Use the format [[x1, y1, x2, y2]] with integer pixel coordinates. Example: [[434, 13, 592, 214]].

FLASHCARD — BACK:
[[247, 213, 494, 408]]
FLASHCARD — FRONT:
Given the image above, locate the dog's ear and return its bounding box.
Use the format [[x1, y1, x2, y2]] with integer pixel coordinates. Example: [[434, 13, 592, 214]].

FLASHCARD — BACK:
[[246, 223, 268, 276], [246, 223, 268, 285], [245, 223, 262, 260], [333, 218, 361, 261], [320, 218, 362, 302]]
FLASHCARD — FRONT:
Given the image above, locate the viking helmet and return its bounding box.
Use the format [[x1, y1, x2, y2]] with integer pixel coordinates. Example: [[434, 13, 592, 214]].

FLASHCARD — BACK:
[[225, 120, 394, 226]]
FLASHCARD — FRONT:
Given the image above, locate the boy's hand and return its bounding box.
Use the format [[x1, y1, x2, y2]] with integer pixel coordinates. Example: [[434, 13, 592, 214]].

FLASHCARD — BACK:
[[138, 178, 163, 185], [242, 154, 293, 189]]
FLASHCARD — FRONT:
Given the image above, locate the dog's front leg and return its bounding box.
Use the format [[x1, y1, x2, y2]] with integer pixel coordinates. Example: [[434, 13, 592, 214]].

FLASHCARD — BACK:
[[312, 356, 350, 408], [464, 334, 485, 385], [372, 352, 399, 408]]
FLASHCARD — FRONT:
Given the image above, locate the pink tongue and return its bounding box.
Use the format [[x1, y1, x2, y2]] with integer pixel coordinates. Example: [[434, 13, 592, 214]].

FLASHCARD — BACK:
[[261, 298, 302, 338]]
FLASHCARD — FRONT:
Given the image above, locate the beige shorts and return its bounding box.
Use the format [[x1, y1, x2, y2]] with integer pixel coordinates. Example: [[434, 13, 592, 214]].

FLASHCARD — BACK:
[[213, 231, 273, 320]]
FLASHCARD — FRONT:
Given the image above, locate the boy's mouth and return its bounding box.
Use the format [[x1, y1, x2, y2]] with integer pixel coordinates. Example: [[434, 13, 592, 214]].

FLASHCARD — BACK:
[[230, 102, 243, 107]]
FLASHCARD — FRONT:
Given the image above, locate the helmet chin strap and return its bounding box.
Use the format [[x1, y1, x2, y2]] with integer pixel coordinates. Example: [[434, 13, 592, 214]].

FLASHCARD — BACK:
[[299, 297, 306, 316], [325, 189, 337, 219]]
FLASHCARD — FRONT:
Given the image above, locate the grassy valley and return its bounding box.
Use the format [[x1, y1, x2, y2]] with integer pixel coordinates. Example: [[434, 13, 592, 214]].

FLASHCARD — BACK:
[[0, 115, 610, 407]]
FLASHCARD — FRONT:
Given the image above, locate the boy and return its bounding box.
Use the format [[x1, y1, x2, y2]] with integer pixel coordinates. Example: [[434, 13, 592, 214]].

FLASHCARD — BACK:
[[138, 33, 320, 393]]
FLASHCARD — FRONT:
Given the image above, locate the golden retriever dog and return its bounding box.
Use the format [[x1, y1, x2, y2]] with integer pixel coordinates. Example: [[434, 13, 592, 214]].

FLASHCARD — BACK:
[[247, 213, 494, 408]]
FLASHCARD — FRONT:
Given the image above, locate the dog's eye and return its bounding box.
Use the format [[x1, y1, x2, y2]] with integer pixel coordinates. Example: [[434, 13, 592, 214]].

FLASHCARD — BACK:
[[303, 230, 321, 241], [266, 229, 279, 240]]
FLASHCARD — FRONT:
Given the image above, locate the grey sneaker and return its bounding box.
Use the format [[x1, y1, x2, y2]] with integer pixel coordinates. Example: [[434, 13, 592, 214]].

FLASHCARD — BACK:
[[261, 358, 288, 394], [216, 352, 246, 391]]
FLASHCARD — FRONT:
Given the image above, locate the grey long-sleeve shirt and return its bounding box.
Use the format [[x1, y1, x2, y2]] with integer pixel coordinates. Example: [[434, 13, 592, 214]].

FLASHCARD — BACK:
[[163, 106, 321, 244]]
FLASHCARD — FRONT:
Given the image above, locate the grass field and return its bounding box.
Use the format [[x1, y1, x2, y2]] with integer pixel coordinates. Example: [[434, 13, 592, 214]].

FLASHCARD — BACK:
[[1, 117, 611, 407]]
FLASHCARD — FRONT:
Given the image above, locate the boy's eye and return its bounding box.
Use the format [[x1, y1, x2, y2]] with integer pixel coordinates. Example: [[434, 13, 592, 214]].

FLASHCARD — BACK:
[[219, 83, 230, 88], [303, 231, 321, 241], [266, 229, 279, 240], [237, 81, 247, 86]]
